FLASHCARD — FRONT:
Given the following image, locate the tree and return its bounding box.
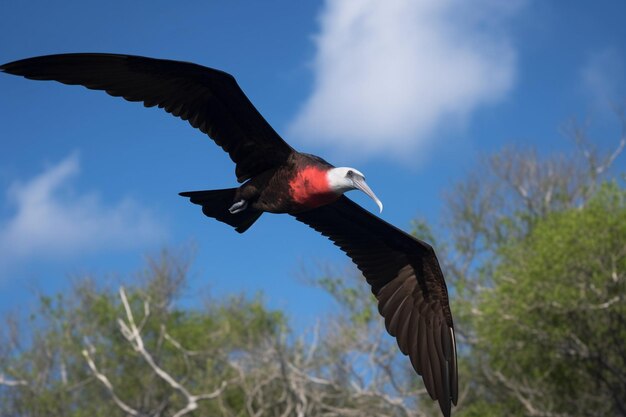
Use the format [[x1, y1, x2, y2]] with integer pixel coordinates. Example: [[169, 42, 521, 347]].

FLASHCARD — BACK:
[[474, 184, 626, 416], [0, 250, 441, 417], [0, 250, 286, 417], [435, 113, 626, 416]]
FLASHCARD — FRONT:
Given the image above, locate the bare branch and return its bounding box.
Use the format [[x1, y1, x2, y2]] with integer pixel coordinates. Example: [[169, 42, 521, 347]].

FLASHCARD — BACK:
[[82, 348, 140, 416], [117, 287, 229, 417], [492, 371, 574, 417], [0, 373, 28, 387]]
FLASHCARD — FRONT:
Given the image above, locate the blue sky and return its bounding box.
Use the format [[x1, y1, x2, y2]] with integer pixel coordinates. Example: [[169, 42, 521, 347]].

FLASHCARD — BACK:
[[1, 0, 625, 327]]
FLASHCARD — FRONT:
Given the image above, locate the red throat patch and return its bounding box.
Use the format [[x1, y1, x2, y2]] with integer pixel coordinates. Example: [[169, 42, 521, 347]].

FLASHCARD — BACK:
[[289, 166, 340, 209]]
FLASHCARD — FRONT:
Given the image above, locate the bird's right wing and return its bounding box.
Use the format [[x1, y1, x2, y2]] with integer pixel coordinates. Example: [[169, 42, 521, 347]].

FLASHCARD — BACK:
[[293, 196, 458, 417], [0, 53, 294, 182]]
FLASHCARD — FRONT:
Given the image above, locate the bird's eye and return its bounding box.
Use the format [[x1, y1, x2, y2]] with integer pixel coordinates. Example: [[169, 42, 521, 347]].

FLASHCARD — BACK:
[[347, 170, 354, 177]]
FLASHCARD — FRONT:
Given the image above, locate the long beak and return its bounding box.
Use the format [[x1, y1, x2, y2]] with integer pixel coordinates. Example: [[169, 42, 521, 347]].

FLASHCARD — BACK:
[[353, 177, 384, 213]]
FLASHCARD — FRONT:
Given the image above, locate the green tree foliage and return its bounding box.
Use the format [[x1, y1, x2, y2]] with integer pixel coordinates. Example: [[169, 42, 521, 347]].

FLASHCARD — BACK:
[[438, 115, 626, 416], [475, 184, 626, 416], [0, 251, 286, 417], [0, 250, 437, 417]]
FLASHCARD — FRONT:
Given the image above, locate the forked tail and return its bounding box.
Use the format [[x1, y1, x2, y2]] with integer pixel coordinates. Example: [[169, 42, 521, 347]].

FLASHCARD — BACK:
[[179, 188, 262, 233]]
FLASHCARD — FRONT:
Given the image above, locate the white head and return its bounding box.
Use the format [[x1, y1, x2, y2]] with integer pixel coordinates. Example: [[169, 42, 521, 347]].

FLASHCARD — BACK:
[[327, 167, 383, 212]]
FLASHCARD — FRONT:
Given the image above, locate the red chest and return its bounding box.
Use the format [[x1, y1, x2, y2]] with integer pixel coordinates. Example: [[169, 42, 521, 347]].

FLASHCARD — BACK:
[[289, 167, 339, 209]]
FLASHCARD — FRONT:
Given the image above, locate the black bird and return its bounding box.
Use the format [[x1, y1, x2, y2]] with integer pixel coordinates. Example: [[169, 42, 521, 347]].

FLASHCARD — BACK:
[[1, 53, 458, 416]]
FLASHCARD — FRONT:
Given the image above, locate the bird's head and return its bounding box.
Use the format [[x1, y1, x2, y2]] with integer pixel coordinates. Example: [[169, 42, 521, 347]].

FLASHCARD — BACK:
[[327, 167, 383, 213]]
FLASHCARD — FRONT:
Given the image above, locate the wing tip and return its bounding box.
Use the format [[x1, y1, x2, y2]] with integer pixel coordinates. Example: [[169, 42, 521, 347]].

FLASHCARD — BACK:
[[0, 61, 18, 74], [437, 325, 458, 417]]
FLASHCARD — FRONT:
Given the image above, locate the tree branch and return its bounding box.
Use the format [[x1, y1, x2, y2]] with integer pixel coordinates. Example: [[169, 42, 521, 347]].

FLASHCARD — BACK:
[[0, 373, 28, 387], [82, 347, 140, 416]]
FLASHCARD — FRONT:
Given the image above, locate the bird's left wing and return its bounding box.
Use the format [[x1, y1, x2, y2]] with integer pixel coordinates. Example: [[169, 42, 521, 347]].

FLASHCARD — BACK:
[[293, 196, 458, 417]]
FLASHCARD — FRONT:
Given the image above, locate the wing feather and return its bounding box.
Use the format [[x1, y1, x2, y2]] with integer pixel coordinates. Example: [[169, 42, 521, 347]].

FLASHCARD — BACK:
[[395, 303, 413, 355]]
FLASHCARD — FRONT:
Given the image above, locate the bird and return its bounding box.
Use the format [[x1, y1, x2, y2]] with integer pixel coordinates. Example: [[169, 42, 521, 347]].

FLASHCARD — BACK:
[[1, 53, 458, 416]]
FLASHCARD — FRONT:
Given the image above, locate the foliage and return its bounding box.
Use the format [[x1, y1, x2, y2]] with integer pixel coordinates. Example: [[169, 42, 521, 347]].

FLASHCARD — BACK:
[[439, 114, 626, 416], [475, 184, 626, 416], [0, 251, 286, 417], [1, 250, 438, 417]]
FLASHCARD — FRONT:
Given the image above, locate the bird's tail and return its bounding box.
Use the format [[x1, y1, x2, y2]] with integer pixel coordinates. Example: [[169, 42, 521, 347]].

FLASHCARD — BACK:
[[179, 188, 262, 234]]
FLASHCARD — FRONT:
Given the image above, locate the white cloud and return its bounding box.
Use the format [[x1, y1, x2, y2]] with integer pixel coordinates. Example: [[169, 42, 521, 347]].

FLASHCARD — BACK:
[[288, 0, 522, 159], [0, 153, 166, 267]]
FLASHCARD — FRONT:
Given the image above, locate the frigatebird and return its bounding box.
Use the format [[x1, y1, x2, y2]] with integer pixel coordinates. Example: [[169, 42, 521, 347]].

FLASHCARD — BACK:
[[1, 53, 458, 416]]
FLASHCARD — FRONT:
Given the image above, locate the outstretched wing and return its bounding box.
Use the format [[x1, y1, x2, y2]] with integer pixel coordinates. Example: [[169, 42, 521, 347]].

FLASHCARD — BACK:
[[0, 53, 294, 182], [294, 196, 458, 417]]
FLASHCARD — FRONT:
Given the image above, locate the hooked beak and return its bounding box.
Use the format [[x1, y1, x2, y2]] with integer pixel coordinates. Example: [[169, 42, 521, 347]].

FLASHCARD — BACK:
[[352, 177, 383, 213]]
